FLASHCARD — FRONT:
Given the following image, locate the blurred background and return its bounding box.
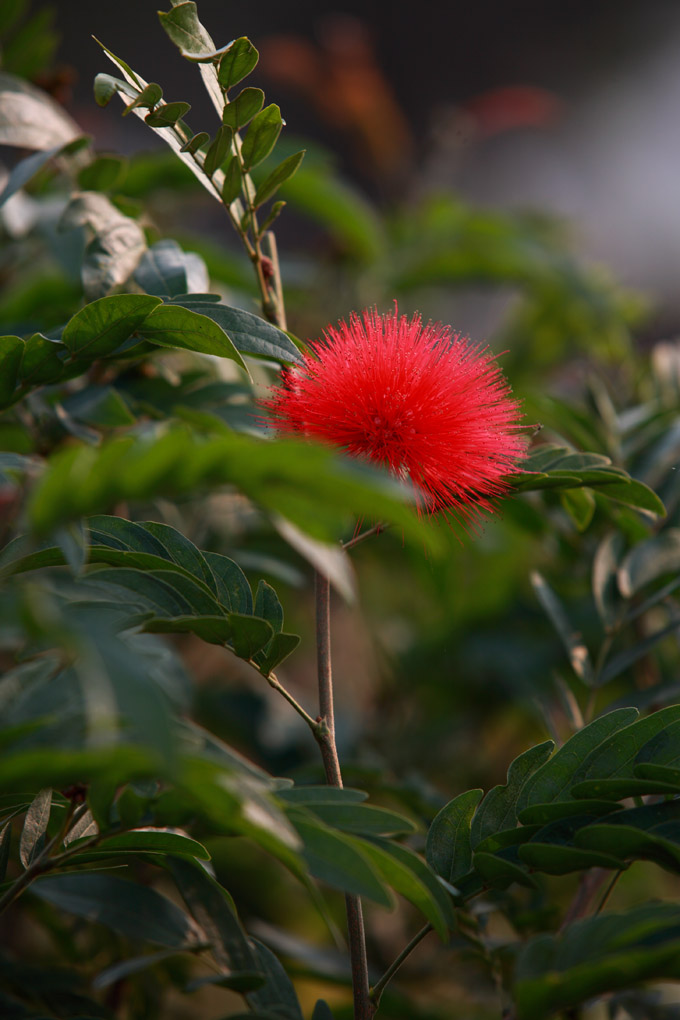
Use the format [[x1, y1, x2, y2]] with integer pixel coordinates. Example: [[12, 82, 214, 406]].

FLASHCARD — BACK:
[[50, 0, 680, 337]]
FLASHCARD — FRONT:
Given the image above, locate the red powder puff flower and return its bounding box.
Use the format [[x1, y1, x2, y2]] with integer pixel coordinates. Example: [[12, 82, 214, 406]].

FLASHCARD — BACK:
[[263, 307, 526, 526]]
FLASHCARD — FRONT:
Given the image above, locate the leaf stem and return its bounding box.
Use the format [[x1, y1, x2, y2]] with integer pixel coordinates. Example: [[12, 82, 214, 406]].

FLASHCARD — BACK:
[[343, 523, 388, 552], [369, 923, 432, 1008], [0, 801, 90, 916], [265, 671, 322, 734]]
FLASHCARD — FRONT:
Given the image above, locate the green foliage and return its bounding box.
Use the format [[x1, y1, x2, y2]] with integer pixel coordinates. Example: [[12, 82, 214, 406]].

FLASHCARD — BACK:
[[0, 3, 679, 1019]]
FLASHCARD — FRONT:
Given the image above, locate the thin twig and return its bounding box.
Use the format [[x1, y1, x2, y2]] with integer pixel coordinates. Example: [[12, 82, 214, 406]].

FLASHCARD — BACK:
[[342, 523, 388, 552], [558, 868, 612, 933], [370, 923, 432, 1008], [594, 869, 622, 914], [315, 569, 373, 1019]]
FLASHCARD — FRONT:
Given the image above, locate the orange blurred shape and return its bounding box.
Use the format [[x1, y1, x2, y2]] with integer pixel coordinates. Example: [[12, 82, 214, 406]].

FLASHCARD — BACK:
[[463, 86, 563, 137], [259, 16, 412, 182]]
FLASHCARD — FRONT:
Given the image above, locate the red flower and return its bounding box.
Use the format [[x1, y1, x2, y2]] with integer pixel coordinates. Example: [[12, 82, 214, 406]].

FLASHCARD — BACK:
[[263, 308, 526, 526]]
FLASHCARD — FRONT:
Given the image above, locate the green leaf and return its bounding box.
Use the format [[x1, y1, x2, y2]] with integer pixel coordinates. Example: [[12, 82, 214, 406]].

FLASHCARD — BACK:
[[75, 829, 210, 860], [518, 842, 625, 874], [180, 130, 209, 154], [516, 708, 639, 816], [258, 199, 286, 233], [125, 82, 163, 113], [254, 150, 306, 208], [560, 486, 596, 530], [303, 803, 417, 837], [291, 812, 393, 906], [228, 613, 274, 660], [473, 851, 537, 890], [217, 37, 259, 90], [247, 938, 304, 1020], [514, 904, 680, 1020], [203, 124, 233, 177], [19, 788, 51, 868], [0, 69, 81, 149], [241, 104, 283, 170], [133, 239, 208, 298], [61, 294, 161, 359], [33, 872, 203, 947], [426, 789, 483, 884], [0, 336, 24, 405], [594, 477, 666, 516], [531, 571, 595, 685], [203, 551, 253, 614], [145, 101, 191, 127], [359, 836, 456, 938], [139, 302, 247, 371], [157, 1, 220, 61], [573, 705, 680, 787], [222, 87, 264, 130], [257, 632, 300, 676], [470, 741, 554, 848], [19, 333, 67, 387], [94, 72, 137, 107], [254, 580, 284, 634], [221, 155, 242, 204], [165, 298, 302, 364], [167, 857, 261, 973]]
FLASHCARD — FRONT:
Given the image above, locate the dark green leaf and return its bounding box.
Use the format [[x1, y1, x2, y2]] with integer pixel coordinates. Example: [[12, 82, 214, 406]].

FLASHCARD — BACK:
[[258, 199, 286, 233], [180, 130, 209, 154], [573, 705, 680, 786], [426, 789, 483, 884], [276, 787, 368, 806], [228, 613, 274, 660], [61, 294, 161, 359], [516, 708, 639, 816], [203, 125, 233, 177], [241, 104, 283, 170], [145, 101, 191, 127], [94, 949, 190, 989], [165, 298, 302, 364], [304, 803, 416, 837], [139, 303, 247, 371], [358, 836, 456, 938], [0, 140, 85, 207], [257, 632, 301, 676], [203, 551, 252, 614], [221, 155, 242, 204], [254, 151, 305, 208], [19, 788, 51, 868], [33, 872, 203, 947], [222, 87, 264, 130], [291, 813, 392, 906], [311, 1003, 335, 1020], [514, 904, 680, 1020], [18, 333, 66, 387], [133, 239, 208, 299], [560, 486, 596, 530], [217, 37, 259, 90], [247, 938, 304, 1020], [470, 740, 554, 847], [75, 830, 210, 860], [167, 857, 261, 972], [517, 842, 625, 874], [473, 851, 537, 890]]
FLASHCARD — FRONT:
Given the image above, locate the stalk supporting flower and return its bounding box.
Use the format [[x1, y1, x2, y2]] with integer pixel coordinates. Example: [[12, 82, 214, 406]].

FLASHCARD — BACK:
[[263, 307, 526, 525]]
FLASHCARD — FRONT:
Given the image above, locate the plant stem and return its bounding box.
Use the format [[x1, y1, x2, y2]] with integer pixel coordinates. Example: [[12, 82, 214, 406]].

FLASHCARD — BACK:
[[342, 523, 388, 552], [370, 923, 432, 1008], [314, 568, 372, 1019], [265, 671, 322, 734]]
